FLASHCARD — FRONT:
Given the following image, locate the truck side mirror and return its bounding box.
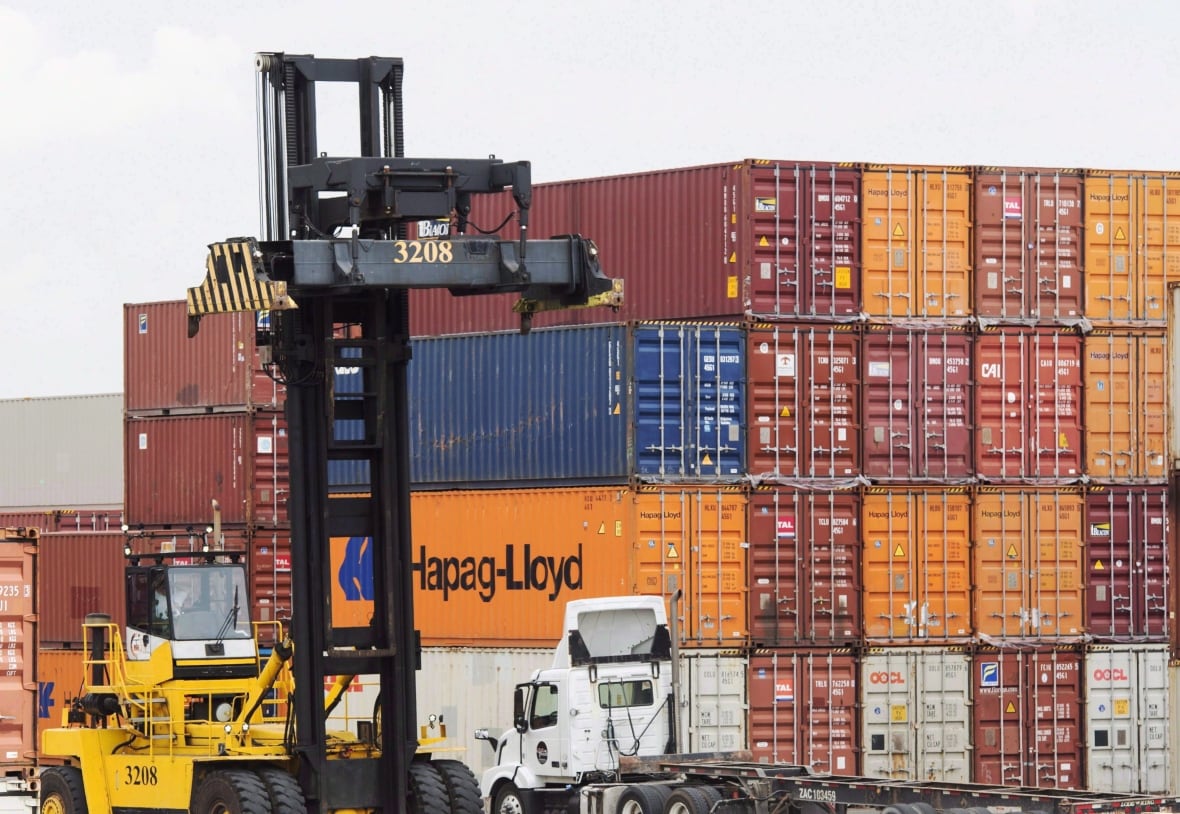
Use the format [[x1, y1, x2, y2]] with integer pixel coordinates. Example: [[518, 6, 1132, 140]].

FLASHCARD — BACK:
[[513, 686, 528, 733]]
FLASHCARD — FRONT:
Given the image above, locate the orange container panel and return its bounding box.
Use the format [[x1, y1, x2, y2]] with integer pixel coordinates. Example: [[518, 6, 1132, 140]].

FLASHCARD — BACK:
[[862, 165, 972, 320], [36, 649, 85, 755], [1083, 330, 1167, 481], [973, 488, 1084, 641], [861, 488, 972, 643], [0, 530, 37, 771], [1084, 172, 1180, 324], [632, 488, 748, 647]]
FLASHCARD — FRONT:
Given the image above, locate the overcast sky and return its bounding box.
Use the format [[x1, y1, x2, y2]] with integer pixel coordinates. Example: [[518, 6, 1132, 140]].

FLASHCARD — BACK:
[[1, 1, 1176, 399]]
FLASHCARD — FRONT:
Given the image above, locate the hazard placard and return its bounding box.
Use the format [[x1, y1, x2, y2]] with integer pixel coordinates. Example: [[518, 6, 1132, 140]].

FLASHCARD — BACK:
[[1005, 701, 1017, 714], [666, 542, 679, 560], [892, 222, 905, 237], [1114, 226, 1127, 241], [1093, 560, 1105, 570], [893, 544, 905, 557], [701, 453, 713, 466], [758, 236, 770, 247], [1006, 544, 1019, 559]]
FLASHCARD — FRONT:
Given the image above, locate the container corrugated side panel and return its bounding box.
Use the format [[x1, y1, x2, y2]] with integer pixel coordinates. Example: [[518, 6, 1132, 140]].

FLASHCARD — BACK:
[[0, 395, 123, 509], [0, 532, 36, 769], [678, 650, 748, 753], [408, 325, 629, 486], [1084, 330, 1167, 481], [1085, 644, 1170, 793], [36, 649, 84, 757], [860, 647, 971, 783], [249, 528, 292, 644], [37, 532, 126, 647], [973, 169, 1084, 323], [250, 411, 289, 528]]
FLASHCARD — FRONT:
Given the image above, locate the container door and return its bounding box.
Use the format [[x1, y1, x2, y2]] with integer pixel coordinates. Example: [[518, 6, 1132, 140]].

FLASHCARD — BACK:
[[678, 651, 747, 753], [975, 331, 1029, 479], [690, 327, 745, 479], [915, 169, 972, 319], [1029, 331, 1084, 479], [1026, 651, 1084, 789], [863, 168, 914, 318], [805, 165, 861, 319], [634, 324, 688, 478], [1085, 173, 1135, 323], [1140, 174, 1180, 324], [862, 648, 918, 779], [0, 537, 36, 769], [1086, 645, 1170, 794]]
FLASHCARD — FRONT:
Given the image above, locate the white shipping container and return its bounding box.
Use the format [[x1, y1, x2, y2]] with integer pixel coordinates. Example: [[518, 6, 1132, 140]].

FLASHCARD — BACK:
[[677, 650, 747, 754], [1086, 644, 1170, 794], [861, 647, 971, 782]]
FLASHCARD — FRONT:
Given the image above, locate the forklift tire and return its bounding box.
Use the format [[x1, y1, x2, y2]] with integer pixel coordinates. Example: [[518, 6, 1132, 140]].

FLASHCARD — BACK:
[[492, 781, 526, 814], [256, 767, 305, 814], [192, 769, 272, 814], [408, 762, 450, 814], [618, 783, 672, 814], [41, 767, 88, 814], [432, 759, 482, 814], [664, 785, 719, 814]]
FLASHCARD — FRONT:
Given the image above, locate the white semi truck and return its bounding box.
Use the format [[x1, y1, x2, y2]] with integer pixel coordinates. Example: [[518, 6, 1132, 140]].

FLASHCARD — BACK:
[[477, 594, 1180, 814]]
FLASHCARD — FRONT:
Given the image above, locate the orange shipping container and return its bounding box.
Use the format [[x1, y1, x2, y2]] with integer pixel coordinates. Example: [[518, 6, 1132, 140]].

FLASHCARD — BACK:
[[1083, 329, 1167, 480], [973, 487, 1084, 641], [861, 487, 972, 643], [1084, 172, 1180, 324], [36, 649, 84, 756], [862, 165, 972, 320]]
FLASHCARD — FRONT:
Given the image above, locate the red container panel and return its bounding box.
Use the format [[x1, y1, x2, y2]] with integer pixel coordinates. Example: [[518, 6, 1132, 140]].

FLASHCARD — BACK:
[[973, 169, 1084, 322], [747, 488, 861, 646], [1085, 486, 1168, 641], [972, 649, 1083, 789], [747, 325, 860, 480], [974, 329, 1083, 480], [862, 327, 973, 480], [748, 649, 859, 774], [124, 301, 285, 413], [38, 532, 126, 647], [249, 528, 292, 645], [0, 509, 123, 534], [0, 529, 37, 771]]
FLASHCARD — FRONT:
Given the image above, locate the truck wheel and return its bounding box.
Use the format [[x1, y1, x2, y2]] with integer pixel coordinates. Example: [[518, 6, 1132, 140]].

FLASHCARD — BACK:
[[432, 759, 482, 814], [492, 782, 526, 814], [619, 784, 671, 814], [408, 762, 450, 814], [664, 785, 717, 814], [256, 767, 305, 814], [192, 769, 272, 814], [41, 767, 88, 814]]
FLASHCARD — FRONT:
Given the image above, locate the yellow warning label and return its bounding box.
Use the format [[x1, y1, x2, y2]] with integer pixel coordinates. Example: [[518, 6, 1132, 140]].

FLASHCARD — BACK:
[[835, 266, 851, 289], [780, 406, 791, 417], [893, 222, 905, 237], [1059, 432, 1068, 448], [727, 275, 738, 297], [759, 236, 770, 247], [1114, 226, 1127, 241], [1094, 560, 1105, 571], [701, 453, 713, 466], [615, 521, 623, 536], [893, 544, 905, 558], [890, 705, 908, 723], [1114, 698, 1130, 716], [666, 542, 680, 560], [728, 252, 737, 264], [612, 402, 621, 415], [1005, 701, 1017, 714], [1006, 544, 1019, 559], [731, 214, 737, 225], [597, 522, 606, 534]]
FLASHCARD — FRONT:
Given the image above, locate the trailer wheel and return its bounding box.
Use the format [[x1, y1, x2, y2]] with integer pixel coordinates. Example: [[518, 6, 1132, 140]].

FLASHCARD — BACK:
[[192, 769, 272, 814], [408, 762, 450, 814], [619, 784, 672, 814], [41, 767, 88, 814], [492, 781, 526, 814], [432, 759, 482, 814], [664, 785, 718, 814], [256, 767, 305, 814]]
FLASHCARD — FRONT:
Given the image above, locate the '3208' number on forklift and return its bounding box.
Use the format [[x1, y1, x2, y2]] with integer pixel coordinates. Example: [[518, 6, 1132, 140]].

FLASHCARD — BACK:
[[391, 240, 454, 264], [121, 765, 159, 786]]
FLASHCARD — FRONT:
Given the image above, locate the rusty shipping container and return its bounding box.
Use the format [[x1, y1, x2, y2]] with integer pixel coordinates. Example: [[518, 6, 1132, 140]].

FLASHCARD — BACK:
[[0, 509, 122, 534], [747, 324, 860, 480], [38, 532, 126, 647], [862, 165, 972, 321], [124, 411, 289, 527], [747, 486, 860, 646], [1085, 486, 1168, 641], [974, 327, 1084, 481], [1083, 329, 1167, 481], [124, 301, 285, 413], [972, 647, 1084, 789], [409, 160, 863, 334], [861, 325, 973, 481], [973, 168, 1084, 323], [36, 649, 84, 759], [973, 487, 1085, 642], [747, 648, 858, 774], [0, 529, 37, 778], [1084, 172, 1180, 325], [861, 487, 972, 644], [860, 647, 971, 783], [249, 527, 292, 639]]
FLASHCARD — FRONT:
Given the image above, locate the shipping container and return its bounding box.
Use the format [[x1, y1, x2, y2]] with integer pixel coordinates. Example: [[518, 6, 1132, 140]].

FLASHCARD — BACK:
[[861, 325, 973, 480], [747, 648, 858, 774], [747, 487, 860, 646], [249, 527, 292, 639], [747, 324, 860, 480], [0, 529, 37, 778], [861, 487, 972, 643], [0, 395, 123, 509], [1083, 329, 1167, 480], [0, 508, 123, 534], [973, 168, 1084, 323], [974, 328, 1084, 481], [971, 647, 1083, 789], [972, 487, 1085, 641], [124, 301, 284, 413], [677, 650, 748, 754], [408, 160, 863, 335], [1084, 172, 1180, 324], [38, 532, 126, 647], [124, 411, 289, 526], [860, 647, 971, 783], [862, 165, 972, 320], [1085, 486, 1168, 641], [36, 649, 84, 758], [407, 323, 745, 487], [1085, 644, 1170, 793]]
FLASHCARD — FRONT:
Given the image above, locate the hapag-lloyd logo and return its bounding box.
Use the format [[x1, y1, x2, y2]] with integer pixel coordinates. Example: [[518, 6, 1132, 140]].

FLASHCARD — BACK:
[[412, 543, 583, 602]]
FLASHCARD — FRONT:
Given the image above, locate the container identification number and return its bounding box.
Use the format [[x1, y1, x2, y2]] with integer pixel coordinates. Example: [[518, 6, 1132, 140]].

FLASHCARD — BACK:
[[796, 788, 838, 803], [121, 766, 158, 786], [392, 240, 454, 264]]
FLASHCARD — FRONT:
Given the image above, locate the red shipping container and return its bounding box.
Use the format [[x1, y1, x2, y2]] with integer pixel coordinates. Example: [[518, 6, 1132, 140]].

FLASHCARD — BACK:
[[747, 324, 860, 480], [973, 168, 1084, 323], [0, 509, 123, 534], [747, 648, 859, 774], [0, 529, 37, 774], [409, 161, 863, 335], [972, 648, 1084, 789], [249, 527, 292, 641], [124, 301, 285, 413], [125, 412, 289, 527], [38, 532, 126, 647], [862, 326, 973, 480], [1085, 486, 1168, 641], [747, 487, 860, 645], [974, 328, 1084, 480]]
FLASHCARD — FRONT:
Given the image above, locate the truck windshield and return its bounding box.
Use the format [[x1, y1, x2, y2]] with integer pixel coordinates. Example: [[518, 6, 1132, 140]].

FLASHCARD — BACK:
[[597, 680, 654, 708]]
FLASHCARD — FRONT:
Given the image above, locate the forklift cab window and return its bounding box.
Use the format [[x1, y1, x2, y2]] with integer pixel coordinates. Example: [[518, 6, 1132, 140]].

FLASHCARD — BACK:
[[529, 683, 559, 730], [127, 566, 252, 641]]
